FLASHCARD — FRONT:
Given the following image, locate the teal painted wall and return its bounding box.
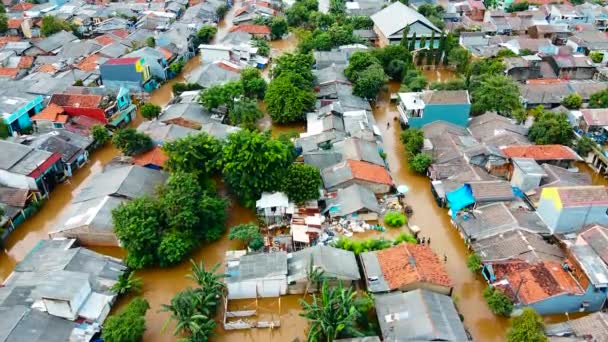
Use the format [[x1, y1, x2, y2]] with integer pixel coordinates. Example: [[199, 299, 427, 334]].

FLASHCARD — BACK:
[[408, 103, 471, 128]]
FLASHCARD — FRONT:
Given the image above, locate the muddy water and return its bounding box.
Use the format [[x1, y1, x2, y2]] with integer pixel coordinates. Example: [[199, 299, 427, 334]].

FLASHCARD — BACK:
[[421, 68, 458, 83]]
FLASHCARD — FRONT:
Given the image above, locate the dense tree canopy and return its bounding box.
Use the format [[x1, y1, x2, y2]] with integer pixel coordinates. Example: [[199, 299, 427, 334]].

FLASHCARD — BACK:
[[230, 99, 263, 129], [448, 47, 472, 75], [163, 133, 222, 177], [528, 110, 573, 145], [197, 25, 217, 44], [562, 93, 583, 109], [198, 81, 243, 111], [400, 128, 424, 156], [409, 153, 433, 174], [228, 223, 264, 251], [102, 298, 150, 342], [240, 67, 267, 99], [0, 13, 7, 34], [91, 124, 110, 146], [221, 130, 295, 207], [281, 163, 322, 204], [140, 103, 161, 120], [270, 16, 288, 39], [41, 16, 75, 36], [271, 53, 315, 86], [345, 51, 382, 82], [483, 286, 513, 316], [112, 128, 153, 156], [265, 72, 316, 123], [470, 75, 523, 116], [352, 63, 387, 99], [507, 308, 548, 342], [589, 88, 608, 108]]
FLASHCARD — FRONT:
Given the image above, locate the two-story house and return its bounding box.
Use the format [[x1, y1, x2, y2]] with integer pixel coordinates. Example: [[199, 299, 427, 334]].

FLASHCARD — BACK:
[[397, 90, 471, 128], [549, 5, 588, 25], [0, 93, 44, 135], [370, 2, 441, 47]]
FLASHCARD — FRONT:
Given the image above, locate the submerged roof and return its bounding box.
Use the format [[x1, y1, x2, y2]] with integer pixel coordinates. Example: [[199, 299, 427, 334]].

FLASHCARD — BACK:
[[501, 144, 580, 161], [374, 289, 468, 341]]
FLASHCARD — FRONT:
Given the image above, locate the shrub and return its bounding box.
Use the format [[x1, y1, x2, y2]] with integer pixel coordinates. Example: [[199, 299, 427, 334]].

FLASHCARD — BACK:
[[507, 308, 548, 342], [483, 286, 513, 316], [575, 135, 595, 157], [384, 211, 407, 227], [102, 297, 149, 342], [466, 253, 482, 273], [409, 153, 433, 174], [91, 124, 110, 146], [562, 93, 582, 109], [590, 51, 604, 64]]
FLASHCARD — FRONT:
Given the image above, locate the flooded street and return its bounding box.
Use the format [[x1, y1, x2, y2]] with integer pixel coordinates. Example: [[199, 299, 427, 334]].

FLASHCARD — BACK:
[[0, 10, 603, 340]]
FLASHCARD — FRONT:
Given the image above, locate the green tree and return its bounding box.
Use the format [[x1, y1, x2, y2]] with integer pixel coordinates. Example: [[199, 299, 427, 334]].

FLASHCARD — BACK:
[[400, 128, 424, 156], [230, 99, 263, 129], [483, 286, 513, 316], [448, 46, 471, 74], [281, 163, 322, 204], [0, 4, 5, 13], [73, 79, 84, 86], [506, 1, 529, 12], [146, 36, 156, 47], [496, 49, 517, 58], [562, 93, 583, 109], [589, 88, 608, 108], [40, 16, 74, 36], [384, 211, 407, 227], [271, 53, 315, 86], [528, 111, 573, 145], [590, 51, 604, 63], [466, 253, 482, 273], [386, 59, 407, 81], [265, 72, 316, 123], [221, 130, 295, 207], [113, 197, 164, 269], [409, 32, 417, 51], [300, 282, 361, 340], [507, 308, 548, 342], [198, 81, 243, 111], [216, 4, 229, 19], [252, 38, 270, 56], [169, 59, 185, 74], [111, 272, 143, 295], [401, 69, 427, 92], [102, 298, 149, 342], [409, 153, 433, 173], [518, 48, 533, 56], [430, 79, 467, 90], [197, 25, 217, 44], [163, 133, 222, 176], [401, 27, 409, 48], [270, 16, 288, 40], [240, 67, 267, 99], [112, 128, 153, 156], [172, 82, 203, 95], [140, 103, 161, 120], [228, 223, 264, 251], [345, 51, 382, 82], [470, 74, 523, 116], [91, 124, 110, 146], [371, 44, 413, 74], [352, 63, 387, 99], [329, 0, 346, 14], [575, 135, 595, 157]]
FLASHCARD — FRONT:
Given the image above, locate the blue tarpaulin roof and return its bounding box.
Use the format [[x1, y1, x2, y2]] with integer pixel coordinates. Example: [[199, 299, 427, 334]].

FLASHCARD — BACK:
[[446, 184, 475, 218]]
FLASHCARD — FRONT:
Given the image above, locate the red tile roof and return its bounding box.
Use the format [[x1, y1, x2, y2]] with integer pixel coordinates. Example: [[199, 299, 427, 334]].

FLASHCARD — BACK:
[[9, 2, 34, 11], [347, 160, 393, 185], [556, 186, 608, 207], [17, 56, 33, 69], [157, 47, 173, 60], [217, 61, 241, 73], [29, 153, 62, 179], [76, 54, 100, 71], [31, 103, 65, 122], [230, 24, 271, 35], [0, 67, 19, 78], [491, 260, 583, 305], [110, 29, 129, 39], [376, 244, 453, 290], [50, 93, 103, 108], [501, 145, 579, 161], [94, 34, 116, 46], [233, 7, 248, 17], [38, 64, 58, 74], [105, 57, 141, 65], [581, 108, 608, 127], [132, 146, 168, 168], [7, 18, 23, 29]]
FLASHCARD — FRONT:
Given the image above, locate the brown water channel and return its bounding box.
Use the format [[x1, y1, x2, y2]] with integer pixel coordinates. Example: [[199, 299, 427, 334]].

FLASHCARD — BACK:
[[0, 16, 599, 341]]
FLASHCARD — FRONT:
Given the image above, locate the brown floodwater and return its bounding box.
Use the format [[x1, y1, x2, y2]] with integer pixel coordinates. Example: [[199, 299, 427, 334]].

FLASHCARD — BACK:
[[421, 68, 458, 83]]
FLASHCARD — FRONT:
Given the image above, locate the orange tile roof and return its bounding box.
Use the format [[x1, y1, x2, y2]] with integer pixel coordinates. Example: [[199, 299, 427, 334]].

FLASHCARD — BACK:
[[9, 2, 34, 11], [0, 67, 18, 78], [230, 24, 271, 35], [17, 56, 33, 69], [56, 114, 69, 124], [132, 146, 168, 168], [491, 260, 584, 305], [7, 18, 23, 29], [347, 160, 393, 185], [76, 54, 100, 71], [94, 34, 115, 46], [501, 145, 579, 161], [110, 29, 129, 39], [31, 103, 65, 121], [376, 244, 453, 290], [217, 61, 241, 73], [189, 0, 202, 5], [234, 7, 248, 17], [157, 47, 173, 60], [0, 36, 21, 48], [38, 64, 58, 74]]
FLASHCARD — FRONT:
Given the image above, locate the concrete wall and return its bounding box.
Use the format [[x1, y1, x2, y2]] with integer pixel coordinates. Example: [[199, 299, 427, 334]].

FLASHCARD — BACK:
[[408, 103, 471, 128], [327, 179, 391, 194], [510, 168, 543, 193], [528, 285, 607, 315], [537, 188, 608, 234], [200, 47, 231, 64], [49, 226, 120, 247], [227, 277, 287, 299], [399, 281, 452, 296]]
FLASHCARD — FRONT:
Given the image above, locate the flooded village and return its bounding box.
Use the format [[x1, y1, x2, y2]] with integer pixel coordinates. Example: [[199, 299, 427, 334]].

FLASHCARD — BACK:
[[2, 0, 608, 341]]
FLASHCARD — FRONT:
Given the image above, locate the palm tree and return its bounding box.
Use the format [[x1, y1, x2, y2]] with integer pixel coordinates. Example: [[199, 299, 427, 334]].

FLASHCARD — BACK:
[[187, 260, 225, 298], [111, 271, 143, 295], [160, 288, 217, 338], [300, 281, 361, 341]]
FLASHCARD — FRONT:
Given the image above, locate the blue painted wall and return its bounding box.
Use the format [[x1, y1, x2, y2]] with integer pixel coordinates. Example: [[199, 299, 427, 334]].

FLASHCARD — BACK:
[[3, 95, 44, 134], [408, 103, 471, 128], [537, 199, 608, 234], [526, 285, 607, 315]]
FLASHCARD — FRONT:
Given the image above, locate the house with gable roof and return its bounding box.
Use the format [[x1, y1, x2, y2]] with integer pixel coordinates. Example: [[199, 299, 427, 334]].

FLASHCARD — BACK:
[[370, 2, 441, 47]]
